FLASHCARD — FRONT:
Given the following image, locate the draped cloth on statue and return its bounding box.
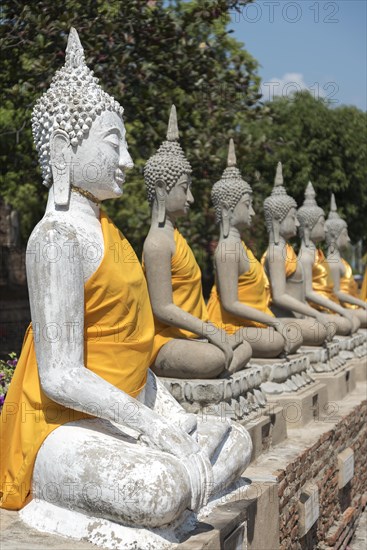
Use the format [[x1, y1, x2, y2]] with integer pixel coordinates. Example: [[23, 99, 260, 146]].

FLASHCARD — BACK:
[[261, 243, 298, 305], [309, 249, 340, 312], [147, 229, 209, 364], [339, 258, 360, 309], [207, 241, 274, 332], [0, 211, 154, 511], [361, 268, 367, 302]]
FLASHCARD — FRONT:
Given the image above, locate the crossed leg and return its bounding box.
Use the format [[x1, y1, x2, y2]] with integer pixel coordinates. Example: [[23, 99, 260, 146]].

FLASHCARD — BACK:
[[153, 338, 252, 379]]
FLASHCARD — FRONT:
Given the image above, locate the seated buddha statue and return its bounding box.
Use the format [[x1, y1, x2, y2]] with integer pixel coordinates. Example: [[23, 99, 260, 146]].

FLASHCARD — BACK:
[[206, 139, 303, 358], [143, 107, 252, 379], [0, 29, 252, 535], [262, 163, 330, 345], [297, 182, 360, 335], [324, 194, 367, 327]]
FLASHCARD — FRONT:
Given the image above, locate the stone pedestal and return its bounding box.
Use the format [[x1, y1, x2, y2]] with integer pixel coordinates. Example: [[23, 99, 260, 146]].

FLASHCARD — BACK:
[[265, 382, 328, 429], [311, 364, 356, 402], [160, 368, 288, 462]]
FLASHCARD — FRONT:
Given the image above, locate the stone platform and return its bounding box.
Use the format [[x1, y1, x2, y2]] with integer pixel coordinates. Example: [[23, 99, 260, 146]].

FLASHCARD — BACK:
[[2, 382, 365, 550]]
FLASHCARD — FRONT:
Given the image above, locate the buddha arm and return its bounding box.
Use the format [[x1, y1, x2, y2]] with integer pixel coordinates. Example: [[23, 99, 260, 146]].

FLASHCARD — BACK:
[[300, 247, 352, 316], [27, 223, 200, 459], [328, 260, 367, 309], [216, 244, 282, 328], [267, 246, 320, 318], [144, 234, 233, 365]]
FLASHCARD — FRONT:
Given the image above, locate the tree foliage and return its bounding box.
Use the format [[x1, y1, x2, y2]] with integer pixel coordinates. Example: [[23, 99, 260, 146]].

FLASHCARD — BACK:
[[0, 0, 260, 274], [235, 92, 367, 254], [1, 1, 366, 295]]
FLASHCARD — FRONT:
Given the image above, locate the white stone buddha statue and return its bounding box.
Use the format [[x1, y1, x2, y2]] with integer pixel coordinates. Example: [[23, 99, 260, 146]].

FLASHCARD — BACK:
[[206, 139, 303, 357], [325, 194, 367, 327], [0, 29, 252, 545], [297, 182, 360, 335], [261, 163, 330, 345], [142, 107, 252, 378]]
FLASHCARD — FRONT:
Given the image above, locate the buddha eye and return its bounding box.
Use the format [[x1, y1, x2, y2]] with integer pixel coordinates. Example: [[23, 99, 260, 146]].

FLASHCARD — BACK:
[[105, 134, 120, 149]]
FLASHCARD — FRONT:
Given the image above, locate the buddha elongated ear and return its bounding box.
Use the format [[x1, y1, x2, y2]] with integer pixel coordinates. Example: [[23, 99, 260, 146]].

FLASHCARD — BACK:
[[303, 223, 311, 247], [50, 129, 71, 207], [272, 216, 280, 245], [155, 178, 167, 226], [221, 202, 231, 239]]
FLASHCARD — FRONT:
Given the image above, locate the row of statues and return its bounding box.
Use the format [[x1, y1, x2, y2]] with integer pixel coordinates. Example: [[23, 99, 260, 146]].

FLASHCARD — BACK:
[[1, 28, 366, 538]]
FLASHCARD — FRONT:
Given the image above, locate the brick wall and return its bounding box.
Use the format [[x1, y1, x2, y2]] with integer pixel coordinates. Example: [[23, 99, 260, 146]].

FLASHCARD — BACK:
[[274, 401, 367, 549]]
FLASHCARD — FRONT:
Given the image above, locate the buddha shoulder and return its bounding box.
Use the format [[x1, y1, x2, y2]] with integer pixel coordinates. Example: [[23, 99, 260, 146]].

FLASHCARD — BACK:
[[144, 228, 176, 258]]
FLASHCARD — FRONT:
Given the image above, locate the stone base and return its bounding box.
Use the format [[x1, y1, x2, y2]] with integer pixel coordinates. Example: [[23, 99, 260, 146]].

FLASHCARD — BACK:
[[266, 382, 328, 429], [352, 357, 367, 382], [312, 362, 357, 402], [160, 367, 268, 422], [17, 480, 279, 550]]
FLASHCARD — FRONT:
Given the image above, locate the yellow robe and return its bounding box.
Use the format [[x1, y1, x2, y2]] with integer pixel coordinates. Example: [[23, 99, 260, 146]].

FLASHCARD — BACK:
[[261, 243, 298, 305], [0, 212, 154, 510], [339, 258, 360, 309], [207, 241, 274, 332], [310, 249, 340, 312], [147, 229, 209, 364], [361, 268, 367, 302]]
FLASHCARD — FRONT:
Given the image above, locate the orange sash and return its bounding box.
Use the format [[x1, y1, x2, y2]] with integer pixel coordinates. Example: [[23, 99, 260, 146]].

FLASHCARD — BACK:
[[147, 229, 208, 363], [0, 212, 154, 510], [339, 258, 360, 309], [261, 243, 298, 304], [207, 242, 273, 332], [361, 268, 367, 302], [310, 249, 340, 312]]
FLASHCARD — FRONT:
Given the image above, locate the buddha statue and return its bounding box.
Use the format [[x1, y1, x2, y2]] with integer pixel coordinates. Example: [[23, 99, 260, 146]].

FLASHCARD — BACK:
[[143, 107, 252, 378], [297, 182, 361, 335], [262, 163, 330, 345], [206, 139, 303, 358], [0, 29, 252, 540], [324, 194, 367, 326]]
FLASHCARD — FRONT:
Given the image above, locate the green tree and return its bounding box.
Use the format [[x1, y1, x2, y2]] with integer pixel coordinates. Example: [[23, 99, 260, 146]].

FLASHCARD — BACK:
[[0, 0, 260, 285], [233, 91, 367, 255]]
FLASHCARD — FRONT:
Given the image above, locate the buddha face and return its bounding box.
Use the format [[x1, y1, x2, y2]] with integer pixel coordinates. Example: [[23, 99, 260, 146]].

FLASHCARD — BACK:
[[336, 226, 350, 250], [279, 207, 299, 240], [69, 111, 133, 201], [310, 215, 326, 243], [165, 173, 193, 218], [231, 193, 255, 229]]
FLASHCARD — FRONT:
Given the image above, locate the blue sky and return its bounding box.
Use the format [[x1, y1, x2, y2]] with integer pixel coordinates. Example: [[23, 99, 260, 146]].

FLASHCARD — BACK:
[[229, 0, 367, 110]]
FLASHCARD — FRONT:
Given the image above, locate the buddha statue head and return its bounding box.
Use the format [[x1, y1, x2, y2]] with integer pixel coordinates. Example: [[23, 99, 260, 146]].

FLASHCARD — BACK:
[[263, 162, 298, 244], [144, 105, 193, 224], [211, 139, 253, 237], [297, 181, 325, 246], [31, 27, 133, 206], [325, 194, 350, 250]]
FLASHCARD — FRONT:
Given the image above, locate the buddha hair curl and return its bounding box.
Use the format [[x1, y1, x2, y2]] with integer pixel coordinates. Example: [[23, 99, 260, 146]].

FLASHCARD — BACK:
[[31, 28, 124, 188], [297, 181, 325, 238], [211, 139, 252, 223], [263, 162, 297, 233], [144, 105, 192, 205]]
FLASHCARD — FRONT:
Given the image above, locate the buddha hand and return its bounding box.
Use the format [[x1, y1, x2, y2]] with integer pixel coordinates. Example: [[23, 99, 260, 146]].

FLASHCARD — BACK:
[[206, 323, 234, 370], [182, 450, 214, 511]]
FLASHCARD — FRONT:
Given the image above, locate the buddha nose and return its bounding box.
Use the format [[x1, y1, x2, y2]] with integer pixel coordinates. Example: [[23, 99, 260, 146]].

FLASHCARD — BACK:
[[295, 218, 300, 228], [187, 187, 194, 205], [250, 205, 256, 216], [119, 148, 134, 170]]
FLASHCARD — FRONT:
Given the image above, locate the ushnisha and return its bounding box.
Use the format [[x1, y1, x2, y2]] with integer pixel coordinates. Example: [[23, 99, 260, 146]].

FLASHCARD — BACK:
[[0, 29, 252, 538], [207, 139, 303, 357], [143, 106, 253, 378], [261, 163, 330, 345]]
